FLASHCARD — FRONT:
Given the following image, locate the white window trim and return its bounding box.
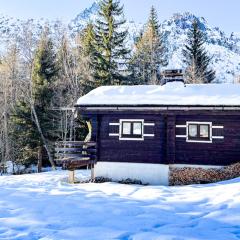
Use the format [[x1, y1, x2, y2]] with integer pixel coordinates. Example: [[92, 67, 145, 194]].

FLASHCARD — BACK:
[[212, 126, 224, 129], [212, 136, 224, 139], [109, 133, 119, 137], [176, 135, 187, 138], [143, 134, 155, 137], [144, 123, 155, 126], [186, 121, 213, 143], [119, 119, 144, 141], [176, 125, 186, 128], [109, 123, 120, 126]]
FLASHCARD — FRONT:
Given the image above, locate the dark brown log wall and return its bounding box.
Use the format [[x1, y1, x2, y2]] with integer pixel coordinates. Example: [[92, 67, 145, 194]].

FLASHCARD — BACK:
[[175, 114, 240, 165], [81, 110, 240, 166], [98, 114, 167, 164]]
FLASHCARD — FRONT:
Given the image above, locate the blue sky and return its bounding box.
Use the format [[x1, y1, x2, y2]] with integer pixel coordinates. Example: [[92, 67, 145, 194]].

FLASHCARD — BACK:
[[0, 0, 239, 35]]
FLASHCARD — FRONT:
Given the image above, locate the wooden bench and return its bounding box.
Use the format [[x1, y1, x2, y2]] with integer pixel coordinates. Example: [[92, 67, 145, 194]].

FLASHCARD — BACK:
[[55, 141, 97, 183]]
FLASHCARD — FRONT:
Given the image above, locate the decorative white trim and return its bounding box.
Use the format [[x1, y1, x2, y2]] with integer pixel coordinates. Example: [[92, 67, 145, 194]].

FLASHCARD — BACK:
[[186, 139, 213, 143], [119, 138, 144, 141], [143, 134, 154, 137], [186, 121, 213, 125], [119, 119, 144, 141], [176, 125, 186, 128], [119, 119, 145, 122], [186, 121, 213, 143], [176, 135, 186, 138], [212, 126, 224, 129], [212, 136, 224, 139], [144, 123, 155, 126], [109, 133, 119, 137], [109, 123, 120, 126]]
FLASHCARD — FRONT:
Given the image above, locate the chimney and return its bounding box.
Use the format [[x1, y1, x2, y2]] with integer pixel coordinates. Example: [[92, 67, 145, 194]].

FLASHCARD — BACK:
[[161, 69, 184, 85]]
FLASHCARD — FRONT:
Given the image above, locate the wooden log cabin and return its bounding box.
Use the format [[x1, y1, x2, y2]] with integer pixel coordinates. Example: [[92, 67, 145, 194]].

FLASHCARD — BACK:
[[74, 72, 240, 185]]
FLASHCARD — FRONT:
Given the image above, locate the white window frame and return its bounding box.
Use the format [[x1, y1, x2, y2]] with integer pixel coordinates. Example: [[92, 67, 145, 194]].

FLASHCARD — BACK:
[[186, 121, 213, 143], [119, 119, 144, 141]]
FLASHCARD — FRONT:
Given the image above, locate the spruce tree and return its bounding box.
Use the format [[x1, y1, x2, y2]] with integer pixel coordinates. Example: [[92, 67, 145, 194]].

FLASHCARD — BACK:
[[80, 23, 97, 92], [183, 20, 215, 83], [11, 27, 58, 170], [130, 6, 167, 84], [32, 28, 59, 138], [11, 102, 40, 167], [82, 23, 95, 58], [93, 0, 129, 86]]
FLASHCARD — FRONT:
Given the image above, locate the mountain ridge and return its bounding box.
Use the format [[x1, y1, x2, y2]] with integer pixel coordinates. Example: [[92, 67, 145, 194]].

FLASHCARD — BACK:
[[0, 2, 239, 83]]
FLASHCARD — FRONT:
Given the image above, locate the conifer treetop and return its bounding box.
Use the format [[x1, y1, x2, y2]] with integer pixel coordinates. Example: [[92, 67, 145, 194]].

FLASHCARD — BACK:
[[183, 19, 215, 83]]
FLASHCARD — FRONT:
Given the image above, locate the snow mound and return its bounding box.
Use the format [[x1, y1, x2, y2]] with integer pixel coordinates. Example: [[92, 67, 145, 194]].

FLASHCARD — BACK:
[[0, 170, 239, 239], [76, 82, 240, 106]]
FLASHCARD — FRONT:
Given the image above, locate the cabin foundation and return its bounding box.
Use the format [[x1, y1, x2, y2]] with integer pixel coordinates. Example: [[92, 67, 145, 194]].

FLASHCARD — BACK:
[[95, 162, 169, 185]]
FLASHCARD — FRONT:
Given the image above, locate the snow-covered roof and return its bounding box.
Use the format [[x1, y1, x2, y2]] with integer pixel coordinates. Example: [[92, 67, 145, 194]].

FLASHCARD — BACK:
[[76, 82, 240, 106]]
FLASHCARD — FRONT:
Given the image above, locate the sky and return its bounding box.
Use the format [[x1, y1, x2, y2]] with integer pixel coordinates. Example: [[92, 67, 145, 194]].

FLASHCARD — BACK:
[[0, 0, 239, 35]]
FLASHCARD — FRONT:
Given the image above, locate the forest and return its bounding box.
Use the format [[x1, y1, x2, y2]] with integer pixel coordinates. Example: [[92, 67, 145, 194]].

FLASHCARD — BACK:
[[0, 0, 215, 173]]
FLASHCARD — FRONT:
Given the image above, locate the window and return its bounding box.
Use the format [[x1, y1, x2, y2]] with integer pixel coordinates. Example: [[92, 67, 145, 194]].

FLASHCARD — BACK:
[[122, 122, 131, 135], [187, 122, 212, 143], [120, 120, 144, 140]]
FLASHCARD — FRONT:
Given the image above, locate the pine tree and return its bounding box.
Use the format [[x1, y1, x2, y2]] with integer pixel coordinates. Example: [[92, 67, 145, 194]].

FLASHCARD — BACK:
[[130, 6, 167, 84], [81, 23, 95, 58], [183, 19, 215, 83], [93, 0, 129, 86], [78, 23, 97, 92], [11, 102, 40, 168], [11, 27, 58, 170]]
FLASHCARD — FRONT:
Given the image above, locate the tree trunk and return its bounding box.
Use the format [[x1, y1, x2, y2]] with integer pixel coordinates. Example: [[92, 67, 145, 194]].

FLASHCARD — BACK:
[[31, 105, 56, 170], [69, 110, 74, 141], [37, 145, 43, 173]]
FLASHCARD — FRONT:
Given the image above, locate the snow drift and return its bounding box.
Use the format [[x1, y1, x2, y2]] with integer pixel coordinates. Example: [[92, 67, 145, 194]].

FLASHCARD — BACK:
[[0, 170, 239, 240]]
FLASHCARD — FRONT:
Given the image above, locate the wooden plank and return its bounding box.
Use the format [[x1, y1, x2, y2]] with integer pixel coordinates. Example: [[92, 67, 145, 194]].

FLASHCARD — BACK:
[[57, 141, 96, 144], [56, 158, 96, 164], [68, 170, 75, 184], [55, 148, 84, 152], [56, 141, 96, 146], [64, 160, 97, 169], [55, 148, 97, 153], [56, 153, 96, 158]]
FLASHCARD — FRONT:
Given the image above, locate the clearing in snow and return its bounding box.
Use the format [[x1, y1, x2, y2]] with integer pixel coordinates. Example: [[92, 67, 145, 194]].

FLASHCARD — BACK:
[[0, 170, 239, 240]]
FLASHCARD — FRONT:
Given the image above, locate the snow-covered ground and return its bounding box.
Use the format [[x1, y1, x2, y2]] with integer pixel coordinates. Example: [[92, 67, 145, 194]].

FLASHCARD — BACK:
[[0, 171, 239, 240]]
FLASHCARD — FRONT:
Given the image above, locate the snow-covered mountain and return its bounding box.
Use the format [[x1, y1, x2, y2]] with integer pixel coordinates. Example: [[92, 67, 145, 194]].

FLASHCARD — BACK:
[[69, 1, 143, 47], [69, 3, 240, 83], [160, 12, 240, 83], [0, 1, 240, 83], [68, 1, 100, 34]]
